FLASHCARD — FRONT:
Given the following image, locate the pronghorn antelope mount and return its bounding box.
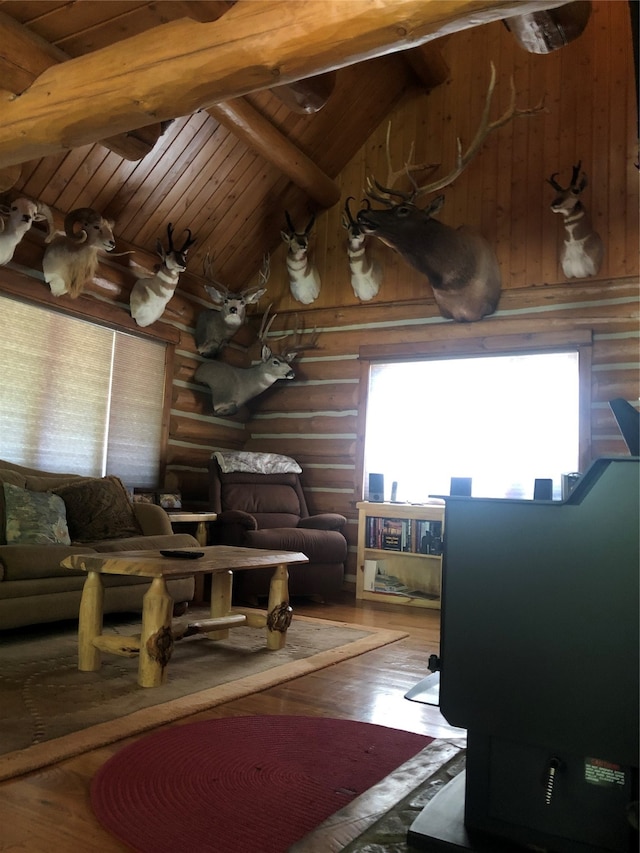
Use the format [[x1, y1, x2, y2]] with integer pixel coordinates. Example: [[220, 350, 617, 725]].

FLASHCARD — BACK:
[[342, 196, 382, 301], [195, 307, 319, 416], [547, 161, 604, 278], [195, 253, 269, 357], [130, 223, 196, 327], [281, 211, 321, 305], [0, 198, 53, 266], [356, 64, 544, 323], [42, 207, 116, 298]]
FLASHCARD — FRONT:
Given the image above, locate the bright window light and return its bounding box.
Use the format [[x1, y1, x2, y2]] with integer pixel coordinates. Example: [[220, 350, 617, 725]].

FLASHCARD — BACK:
[[364, 352, 580, 501]]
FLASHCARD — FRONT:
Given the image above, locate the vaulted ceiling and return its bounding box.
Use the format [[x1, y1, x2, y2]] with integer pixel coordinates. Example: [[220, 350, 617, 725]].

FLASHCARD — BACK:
[[1, 0, 570, 295]]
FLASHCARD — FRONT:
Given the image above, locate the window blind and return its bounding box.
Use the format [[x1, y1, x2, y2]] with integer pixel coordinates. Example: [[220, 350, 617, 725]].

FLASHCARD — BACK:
[[0, 295, 166, 488]]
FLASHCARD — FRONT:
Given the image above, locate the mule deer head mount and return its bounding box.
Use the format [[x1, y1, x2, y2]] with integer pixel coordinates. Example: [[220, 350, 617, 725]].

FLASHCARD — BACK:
[[195, 305, 319, 417], [355, 63, 545, 323], [547, 161, 604, 278], [195, 253, 269, 358]]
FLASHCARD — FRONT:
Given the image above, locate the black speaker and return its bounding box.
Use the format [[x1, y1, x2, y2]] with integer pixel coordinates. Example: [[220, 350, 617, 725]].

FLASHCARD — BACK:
[[369, 473, 384, 502], [450, 477, 472, 497], [533, 478, 553, 500]]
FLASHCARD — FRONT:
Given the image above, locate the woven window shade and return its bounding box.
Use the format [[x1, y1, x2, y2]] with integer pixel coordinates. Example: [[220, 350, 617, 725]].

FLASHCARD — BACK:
[[0, 295, 165, 489]]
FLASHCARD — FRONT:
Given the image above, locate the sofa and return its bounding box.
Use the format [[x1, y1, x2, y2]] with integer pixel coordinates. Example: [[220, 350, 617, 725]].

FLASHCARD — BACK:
[[208, 451, 347, 604], [0, 459, 197, 630]]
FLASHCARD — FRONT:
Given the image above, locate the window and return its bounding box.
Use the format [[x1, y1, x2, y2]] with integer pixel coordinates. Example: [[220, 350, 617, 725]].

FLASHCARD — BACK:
[[361, 336, 591, 502], [0, 295, 167, 488]]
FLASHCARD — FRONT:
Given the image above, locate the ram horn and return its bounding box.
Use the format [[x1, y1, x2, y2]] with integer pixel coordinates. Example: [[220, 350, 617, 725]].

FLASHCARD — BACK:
[[64, 207, 98, 242]]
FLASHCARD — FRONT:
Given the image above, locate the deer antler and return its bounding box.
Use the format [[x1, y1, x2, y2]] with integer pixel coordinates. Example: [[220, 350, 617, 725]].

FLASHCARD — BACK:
[[369, 62, 545, 204], [202, 250, 229, 293], [257, 308, 320, 359], [281, 314, 320, 361], [257, 303, 289, 346], [257, 253, 270, 288]]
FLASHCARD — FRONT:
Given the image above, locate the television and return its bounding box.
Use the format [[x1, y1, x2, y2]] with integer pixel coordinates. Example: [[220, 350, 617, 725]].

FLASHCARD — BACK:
[[409, 456, 639, 852]]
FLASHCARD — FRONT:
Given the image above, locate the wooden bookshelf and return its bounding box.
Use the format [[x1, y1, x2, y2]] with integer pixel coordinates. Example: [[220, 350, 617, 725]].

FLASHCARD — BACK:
[[356, 501, 445, 609]]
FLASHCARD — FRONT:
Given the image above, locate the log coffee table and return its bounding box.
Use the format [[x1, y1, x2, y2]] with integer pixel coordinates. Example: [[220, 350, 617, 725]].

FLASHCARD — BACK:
[[61, 545, 308, 688]]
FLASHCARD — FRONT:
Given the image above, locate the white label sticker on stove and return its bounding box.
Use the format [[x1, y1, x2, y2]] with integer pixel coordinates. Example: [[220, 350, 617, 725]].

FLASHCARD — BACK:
[[585, 758, 626, 787]]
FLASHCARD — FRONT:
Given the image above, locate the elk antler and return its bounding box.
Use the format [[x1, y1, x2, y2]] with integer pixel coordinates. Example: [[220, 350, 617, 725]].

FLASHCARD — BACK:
[[365, 124, 439, 206], [369, 62, 546, 204]]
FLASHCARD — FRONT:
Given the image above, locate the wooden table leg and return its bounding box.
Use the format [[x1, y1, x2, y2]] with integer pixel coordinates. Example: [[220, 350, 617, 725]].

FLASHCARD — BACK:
[[138, 576, 174, 688], [266, 563, 293, 650], [193, 522, 208, 604], [195, 521, 208, 546], [208, 570, 233, 639], [78, 570, 104, 672]]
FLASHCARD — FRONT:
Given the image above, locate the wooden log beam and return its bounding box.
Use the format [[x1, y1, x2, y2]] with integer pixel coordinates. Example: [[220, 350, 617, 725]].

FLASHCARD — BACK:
[[0, 11, 164, 163], [208, 98, 340, 208], [269, 72, 337, 114], [404, 43, 451, 91], [0, 0, 569, 169]]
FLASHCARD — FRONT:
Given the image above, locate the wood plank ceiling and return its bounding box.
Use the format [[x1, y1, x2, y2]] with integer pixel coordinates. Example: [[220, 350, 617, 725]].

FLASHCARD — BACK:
[[0, 0, 568, 297]]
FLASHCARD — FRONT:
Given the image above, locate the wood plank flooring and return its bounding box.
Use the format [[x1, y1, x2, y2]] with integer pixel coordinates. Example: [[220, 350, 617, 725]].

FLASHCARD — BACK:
[[0, 592, 464, 852]]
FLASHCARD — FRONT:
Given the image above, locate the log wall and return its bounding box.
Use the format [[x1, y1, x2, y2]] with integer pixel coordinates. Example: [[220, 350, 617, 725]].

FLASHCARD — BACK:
[[0, 2, 637, 581]]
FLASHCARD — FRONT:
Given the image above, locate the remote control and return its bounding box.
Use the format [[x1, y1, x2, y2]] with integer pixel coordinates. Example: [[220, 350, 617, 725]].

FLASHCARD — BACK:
[[159, 549, 205, 559]]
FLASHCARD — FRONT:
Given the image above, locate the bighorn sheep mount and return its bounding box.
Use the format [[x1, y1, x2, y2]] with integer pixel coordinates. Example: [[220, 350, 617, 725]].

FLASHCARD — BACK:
[[195, 308, 319, 416], [42, 207, 116, 298], [195, 253, 269, 357], [342, 196, 382, 301], [281, 211, 321, 305], [547, 161, 604, 278], [0, 198, 53, 266], [356, 64, 544, 322], [130, 223, 196, 327]]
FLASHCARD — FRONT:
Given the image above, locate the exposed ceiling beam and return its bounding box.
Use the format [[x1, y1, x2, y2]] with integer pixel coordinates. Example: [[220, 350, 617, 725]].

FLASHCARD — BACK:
[[208, 99, 340, 208], [0, 0, 569, 170], [404, 43, 451, 91], [0, 11, 164, 165], [0, 6, 335, 203]]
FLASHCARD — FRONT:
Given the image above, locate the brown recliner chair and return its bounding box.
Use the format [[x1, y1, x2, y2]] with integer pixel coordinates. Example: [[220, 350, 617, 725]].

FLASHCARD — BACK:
[[207, 452, 347, 604]]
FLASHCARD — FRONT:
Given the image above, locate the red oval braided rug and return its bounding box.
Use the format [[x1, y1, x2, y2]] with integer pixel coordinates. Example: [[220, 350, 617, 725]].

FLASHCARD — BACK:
[[91, 714, 433, 853]]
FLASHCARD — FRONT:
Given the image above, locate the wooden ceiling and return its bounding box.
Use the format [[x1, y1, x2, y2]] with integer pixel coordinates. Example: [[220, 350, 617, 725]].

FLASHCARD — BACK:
[[0, 0, 569, 297]]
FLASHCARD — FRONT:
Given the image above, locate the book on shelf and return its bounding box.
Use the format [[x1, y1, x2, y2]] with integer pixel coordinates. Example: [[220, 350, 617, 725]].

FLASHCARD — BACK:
[[365, 515, 442, 554]]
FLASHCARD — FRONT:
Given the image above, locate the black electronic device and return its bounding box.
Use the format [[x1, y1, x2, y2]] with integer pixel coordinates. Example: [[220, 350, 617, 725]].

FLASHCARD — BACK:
[[449, 476, 472, 496], [533, 477, 553, 500], [159, 549, 205, 559], [368, 472, 384, 502], [409, 457, 639, 852], [609, 397, 640, 456]]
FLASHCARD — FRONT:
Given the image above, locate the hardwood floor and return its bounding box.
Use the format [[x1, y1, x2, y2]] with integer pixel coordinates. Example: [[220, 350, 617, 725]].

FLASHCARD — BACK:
[[0, 592, 464, 853]]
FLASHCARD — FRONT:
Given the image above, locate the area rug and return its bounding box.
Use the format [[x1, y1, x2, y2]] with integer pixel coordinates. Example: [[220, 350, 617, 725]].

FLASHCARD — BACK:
[[91, 715, 434, 853], [0, 610, 408, 782]]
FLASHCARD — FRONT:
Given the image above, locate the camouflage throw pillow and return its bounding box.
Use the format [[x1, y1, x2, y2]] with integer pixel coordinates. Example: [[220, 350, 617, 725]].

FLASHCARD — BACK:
[[3, 482, 71, 545]]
